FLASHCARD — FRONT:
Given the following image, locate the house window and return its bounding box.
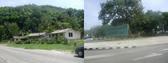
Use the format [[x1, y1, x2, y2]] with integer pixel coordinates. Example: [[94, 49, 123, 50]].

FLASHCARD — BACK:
[[69, 32, 73, 37]]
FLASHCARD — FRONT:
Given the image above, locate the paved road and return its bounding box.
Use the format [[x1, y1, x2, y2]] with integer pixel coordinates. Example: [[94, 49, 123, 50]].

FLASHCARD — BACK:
[[0, 45, 83, 63], [85, 44, 168, 63]]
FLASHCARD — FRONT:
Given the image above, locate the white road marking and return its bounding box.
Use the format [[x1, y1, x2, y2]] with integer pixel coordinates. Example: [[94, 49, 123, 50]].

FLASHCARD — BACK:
[[133, 53, 162, 61], [85, 47, 168, 60], [85, 54, 115, 60], [85, 47, 145, 60], [160, 48, 168, 51]]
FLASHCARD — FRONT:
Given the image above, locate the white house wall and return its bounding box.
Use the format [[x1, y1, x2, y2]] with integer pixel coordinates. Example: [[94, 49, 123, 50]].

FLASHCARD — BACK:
[[64, 30, 81, 40]]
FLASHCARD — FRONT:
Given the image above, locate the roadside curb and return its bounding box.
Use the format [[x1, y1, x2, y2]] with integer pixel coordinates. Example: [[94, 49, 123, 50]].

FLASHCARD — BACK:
[[84, 46, 136, 50]]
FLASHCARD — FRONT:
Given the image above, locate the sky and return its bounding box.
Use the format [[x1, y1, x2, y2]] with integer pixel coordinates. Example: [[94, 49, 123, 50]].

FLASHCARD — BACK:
[[84, 0, 168, 30], [0, 0, 84, 9]]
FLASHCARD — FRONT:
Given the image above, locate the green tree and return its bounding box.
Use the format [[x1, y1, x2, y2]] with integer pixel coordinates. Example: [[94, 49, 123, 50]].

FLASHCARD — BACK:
[[162, 12, 168, 31], [0, 4, 84, 40], [99, 0, 143, 26], [5, 23, 19, 37], [0, 25, 6, 40]]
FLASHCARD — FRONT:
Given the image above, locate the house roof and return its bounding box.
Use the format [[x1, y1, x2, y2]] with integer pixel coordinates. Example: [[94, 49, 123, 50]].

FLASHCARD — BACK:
[[13, 28, 78, 39], [27, 32, 46, 37], [13, 36, 27, 39], [51, 28, 72, 34]]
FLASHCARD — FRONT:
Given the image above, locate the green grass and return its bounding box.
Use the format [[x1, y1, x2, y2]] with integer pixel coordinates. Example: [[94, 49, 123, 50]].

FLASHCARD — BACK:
[[7, 40, 84, 52]]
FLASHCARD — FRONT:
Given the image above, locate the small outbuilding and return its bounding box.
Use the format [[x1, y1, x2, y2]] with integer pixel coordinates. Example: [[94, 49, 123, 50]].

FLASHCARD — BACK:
[[13, 36, 28, 41], [13, 32, 47, 41]]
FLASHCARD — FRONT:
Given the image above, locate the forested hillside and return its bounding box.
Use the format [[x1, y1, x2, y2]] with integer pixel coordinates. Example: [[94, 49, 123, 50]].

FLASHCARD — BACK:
[[0, 4, 84, 40]]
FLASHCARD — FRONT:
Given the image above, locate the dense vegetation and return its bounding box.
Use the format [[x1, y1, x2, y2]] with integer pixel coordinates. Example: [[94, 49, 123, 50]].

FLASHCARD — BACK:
[[8, 40, 84, 52], [0, 4, 84, 41], [88, 0, 168, 38]]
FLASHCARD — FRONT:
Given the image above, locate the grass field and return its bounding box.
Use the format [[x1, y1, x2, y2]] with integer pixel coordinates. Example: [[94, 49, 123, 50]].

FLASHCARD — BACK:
[[7, 40, 84, 52]]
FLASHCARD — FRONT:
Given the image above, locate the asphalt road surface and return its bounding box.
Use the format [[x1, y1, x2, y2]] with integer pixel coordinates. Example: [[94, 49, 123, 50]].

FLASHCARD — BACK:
[[85, 44, 168, 63], [0, 45, 83, 63]]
